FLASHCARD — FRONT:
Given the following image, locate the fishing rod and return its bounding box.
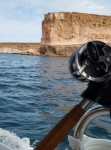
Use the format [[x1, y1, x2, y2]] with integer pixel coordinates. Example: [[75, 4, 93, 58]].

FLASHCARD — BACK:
[[34, 40, 111, 150]]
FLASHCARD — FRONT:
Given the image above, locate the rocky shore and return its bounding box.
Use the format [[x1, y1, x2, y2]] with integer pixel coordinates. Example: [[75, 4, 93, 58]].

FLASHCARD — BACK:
[[0, 43, 82, 57], [0, 43, 41, 56], [40, 44, 82, 56]]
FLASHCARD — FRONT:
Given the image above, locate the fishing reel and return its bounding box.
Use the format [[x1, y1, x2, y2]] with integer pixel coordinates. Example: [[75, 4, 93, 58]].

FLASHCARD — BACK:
[[69, 40, 111, 107], [69, 40, 111, 83]]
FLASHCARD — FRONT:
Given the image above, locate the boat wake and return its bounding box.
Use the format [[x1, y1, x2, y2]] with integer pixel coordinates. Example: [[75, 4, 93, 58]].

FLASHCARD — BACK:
[[0, 128, 33, 150]]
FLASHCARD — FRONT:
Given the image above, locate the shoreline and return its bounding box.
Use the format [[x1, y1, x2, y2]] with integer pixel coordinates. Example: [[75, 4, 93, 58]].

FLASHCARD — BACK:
[[0, 42, 111, 57], [0, 42, 83, 57], [0, 42, 41, 56]]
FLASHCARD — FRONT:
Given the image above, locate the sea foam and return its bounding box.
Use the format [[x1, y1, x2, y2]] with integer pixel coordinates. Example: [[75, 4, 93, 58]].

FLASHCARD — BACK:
[[0, 128, 33, 150]]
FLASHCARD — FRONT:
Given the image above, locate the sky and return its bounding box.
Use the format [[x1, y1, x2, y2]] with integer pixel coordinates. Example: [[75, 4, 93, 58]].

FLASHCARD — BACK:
[[0, 0, 111, 43]]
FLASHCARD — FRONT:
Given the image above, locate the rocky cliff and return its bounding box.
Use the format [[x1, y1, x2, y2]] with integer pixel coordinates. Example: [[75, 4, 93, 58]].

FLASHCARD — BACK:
[[41, 12, 111, 45], [0, 43, 40, 55], [1, 12, 111, 57]]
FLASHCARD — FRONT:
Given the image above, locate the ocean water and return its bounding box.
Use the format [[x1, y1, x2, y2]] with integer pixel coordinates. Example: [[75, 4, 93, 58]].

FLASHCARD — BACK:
[[0, 54, 111, 150]]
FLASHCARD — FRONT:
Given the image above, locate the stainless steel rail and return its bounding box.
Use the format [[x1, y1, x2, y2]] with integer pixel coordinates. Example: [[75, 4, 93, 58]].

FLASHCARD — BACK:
[[74, 106, 110, 139]]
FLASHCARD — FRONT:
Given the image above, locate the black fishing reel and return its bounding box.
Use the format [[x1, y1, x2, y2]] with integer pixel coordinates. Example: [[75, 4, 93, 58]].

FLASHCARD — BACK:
[[69, 40, 111, 83], [69, 40, 111, 108]]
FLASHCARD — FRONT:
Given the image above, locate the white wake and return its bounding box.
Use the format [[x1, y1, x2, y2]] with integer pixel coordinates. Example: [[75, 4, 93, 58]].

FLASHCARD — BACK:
[[0, 128, 33, 150]]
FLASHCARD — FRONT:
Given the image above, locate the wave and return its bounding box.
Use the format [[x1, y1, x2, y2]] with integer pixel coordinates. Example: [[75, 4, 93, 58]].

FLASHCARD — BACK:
[[0, 128, 33, 150], [0, 128, 70, 150]]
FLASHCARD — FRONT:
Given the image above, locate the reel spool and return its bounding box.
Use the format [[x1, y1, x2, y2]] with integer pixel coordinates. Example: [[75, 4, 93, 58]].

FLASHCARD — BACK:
[[69, 41, 111, 82]]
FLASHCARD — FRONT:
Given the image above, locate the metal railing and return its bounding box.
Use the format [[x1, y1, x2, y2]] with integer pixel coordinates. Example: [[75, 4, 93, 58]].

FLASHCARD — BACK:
[[74, 106, 110, 139]]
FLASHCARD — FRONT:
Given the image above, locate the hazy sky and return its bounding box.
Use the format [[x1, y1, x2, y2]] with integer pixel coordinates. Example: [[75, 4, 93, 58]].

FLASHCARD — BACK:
[[0, 0, 111, 42]]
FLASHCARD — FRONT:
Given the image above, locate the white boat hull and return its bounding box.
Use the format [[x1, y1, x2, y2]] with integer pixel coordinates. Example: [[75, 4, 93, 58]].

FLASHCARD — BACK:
[[68, 134, 111, 150], [0, 142, 12, 150]]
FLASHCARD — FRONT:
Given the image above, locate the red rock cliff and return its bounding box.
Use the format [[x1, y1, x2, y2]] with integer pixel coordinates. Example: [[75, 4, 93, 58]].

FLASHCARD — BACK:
[[41, 12, 111, 45]]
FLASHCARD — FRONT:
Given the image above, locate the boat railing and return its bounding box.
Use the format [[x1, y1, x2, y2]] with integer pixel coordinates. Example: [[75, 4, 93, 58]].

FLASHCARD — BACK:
[[68, 106, 111, 150], [74, 106, 110, 139]]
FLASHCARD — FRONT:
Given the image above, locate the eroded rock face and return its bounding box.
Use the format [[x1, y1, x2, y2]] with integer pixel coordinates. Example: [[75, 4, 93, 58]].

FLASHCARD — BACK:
[[40, 44, 82, 57], [0, 43, 41, 55], [41, 12, 111, 45]]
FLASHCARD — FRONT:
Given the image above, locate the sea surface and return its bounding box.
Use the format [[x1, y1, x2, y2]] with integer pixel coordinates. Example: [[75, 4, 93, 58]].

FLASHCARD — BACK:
[[0, 54, 111, 150]]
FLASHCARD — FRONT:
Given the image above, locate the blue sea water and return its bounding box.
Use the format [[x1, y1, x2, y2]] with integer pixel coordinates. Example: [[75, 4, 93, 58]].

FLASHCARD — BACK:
[[0, 54, 111, 150]]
